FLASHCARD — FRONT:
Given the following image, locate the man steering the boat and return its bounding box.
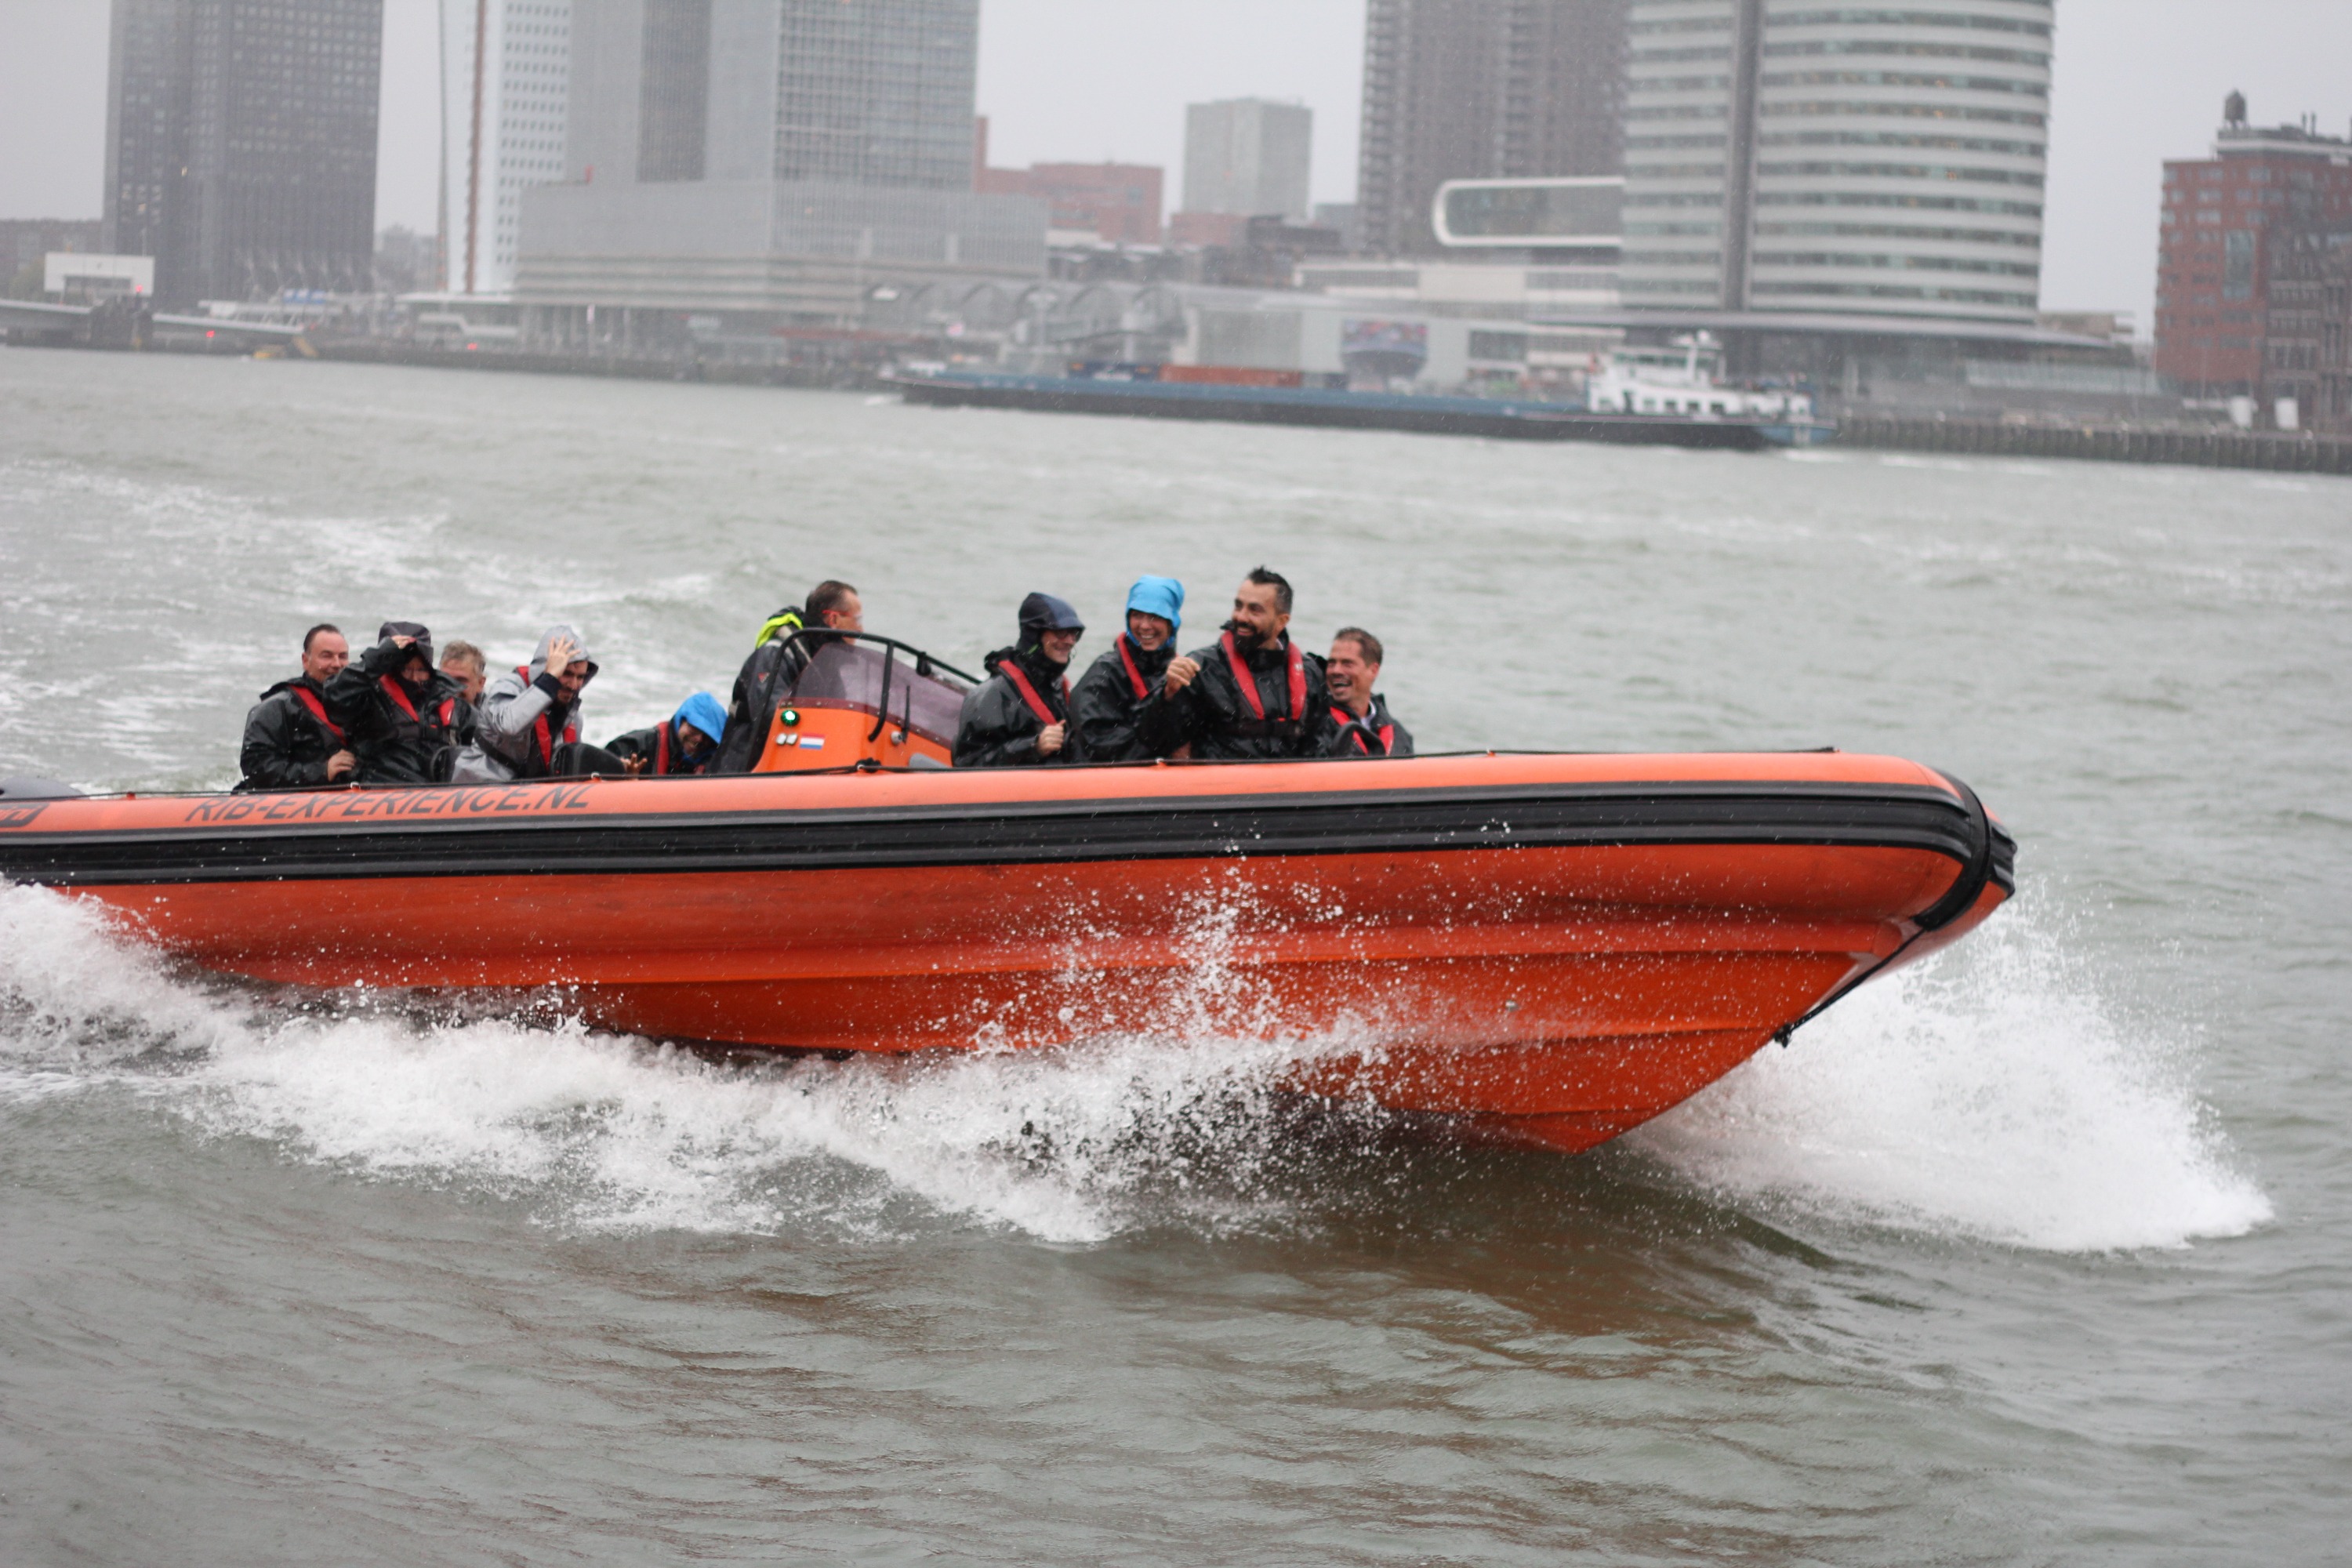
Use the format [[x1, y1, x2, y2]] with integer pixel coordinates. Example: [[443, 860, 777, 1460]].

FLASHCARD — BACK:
[[1323, 627, 1414, 758], [955, 593, 1088, 768], [1070, 575, 1190, 762], [1162, 568, 1341, 761], [714, 579, 863, 774]]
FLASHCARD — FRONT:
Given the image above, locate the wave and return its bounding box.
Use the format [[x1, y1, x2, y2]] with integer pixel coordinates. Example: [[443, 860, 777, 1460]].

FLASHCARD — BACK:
[[0, 883, 2269, 1252], [1628, 903, 2273, 1250]]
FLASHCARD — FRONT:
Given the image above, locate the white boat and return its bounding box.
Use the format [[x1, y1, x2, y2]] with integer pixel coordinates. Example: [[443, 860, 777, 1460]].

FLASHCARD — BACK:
[[1584, 334, 1831, 445]]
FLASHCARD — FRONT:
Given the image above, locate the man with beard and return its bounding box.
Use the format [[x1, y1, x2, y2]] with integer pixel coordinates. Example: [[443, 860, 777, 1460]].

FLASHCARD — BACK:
[[328, 620, 475, 784], [470, 625, 625, 779], [954, 593, 1087, 768], [237, 623, 358, 790], [1163, 568, 1340, 761], [1069, 575, 1189, 762], [1323, 626, 1414, 758]]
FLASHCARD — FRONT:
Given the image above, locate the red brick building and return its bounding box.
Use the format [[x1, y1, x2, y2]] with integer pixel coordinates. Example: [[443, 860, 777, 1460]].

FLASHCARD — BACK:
[[973, 120, 1163, 245], [2155, 103, 2352, 411]]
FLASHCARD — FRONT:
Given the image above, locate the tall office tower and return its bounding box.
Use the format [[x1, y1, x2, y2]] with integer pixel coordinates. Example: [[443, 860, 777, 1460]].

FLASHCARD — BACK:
[[440, 1, 572, 296], [526, 0, 1035, 324], [1619, 0, 2050, 324], [102, 0, 383, 307], [564, 0, 979, 192], [1356, 0, 1627, 256], [1181, 100, 1314, 221]]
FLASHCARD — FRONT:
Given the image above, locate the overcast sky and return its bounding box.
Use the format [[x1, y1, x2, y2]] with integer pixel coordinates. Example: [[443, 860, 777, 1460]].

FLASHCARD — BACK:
[[6, 0, 2352, 327]]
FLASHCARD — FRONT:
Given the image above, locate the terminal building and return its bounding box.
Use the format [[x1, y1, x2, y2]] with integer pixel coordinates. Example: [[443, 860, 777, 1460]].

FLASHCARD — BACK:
[[514, 0, 1045, 350]]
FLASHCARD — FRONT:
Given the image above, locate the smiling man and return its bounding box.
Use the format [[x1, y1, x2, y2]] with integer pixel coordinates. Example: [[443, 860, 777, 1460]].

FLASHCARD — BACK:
[[1164, 568, 1341, 762], [236, 622, 358, 791], [1323, 626, 1414, 758]]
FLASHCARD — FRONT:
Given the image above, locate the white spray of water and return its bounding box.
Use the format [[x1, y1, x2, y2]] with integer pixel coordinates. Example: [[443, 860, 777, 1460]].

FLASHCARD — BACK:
[[0, 883, 2271, 1250], [1629, 905, 2273, 1250]]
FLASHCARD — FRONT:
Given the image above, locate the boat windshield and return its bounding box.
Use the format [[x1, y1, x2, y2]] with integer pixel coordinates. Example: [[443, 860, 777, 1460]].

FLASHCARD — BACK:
[[791, 637, 971, 747]]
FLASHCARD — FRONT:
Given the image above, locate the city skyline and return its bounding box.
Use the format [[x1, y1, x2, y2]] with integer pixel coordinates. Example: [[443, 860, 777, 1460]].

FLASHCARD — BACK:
[[3, 0, 2352, 323]]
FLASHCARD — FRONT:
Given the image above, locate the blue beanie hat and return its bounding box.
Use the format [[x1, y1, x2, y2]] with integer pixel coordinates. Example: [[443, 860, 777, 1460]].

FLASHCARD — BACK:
[[673, 691, 728, 746], [1124, 575, 1184, 631]]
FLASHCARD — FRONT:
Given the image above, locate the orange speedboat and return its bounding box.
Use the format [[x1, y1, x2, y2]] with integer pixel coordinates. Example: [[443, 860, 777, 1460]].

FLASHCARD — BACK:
[[0, 635, 2012, 1153]]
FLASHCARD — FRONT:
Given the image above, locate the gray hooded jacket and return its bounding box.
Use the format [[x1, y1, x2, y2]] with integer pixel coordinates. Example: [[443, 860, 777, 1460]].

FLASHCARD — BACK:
[[463, 625, 596, 782]]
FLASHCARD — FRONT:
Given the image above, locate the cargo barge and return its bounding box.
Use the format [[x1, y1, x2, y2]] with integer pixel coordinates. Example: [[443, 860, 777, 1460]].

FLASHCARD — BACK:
[[889, 365, 1835, 451]]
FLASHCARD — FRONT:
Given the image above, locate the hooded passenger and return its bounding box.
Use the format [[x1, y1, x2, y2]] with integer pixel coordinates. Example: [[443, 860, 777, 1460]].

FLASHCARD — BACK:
[[325, 620, 475, 785], [1162, 568, 1341, 761], [714, 579, 863, 774], [237, 622, 359, 791], [606, 691, 728, 777], [1070, 575, 1191, 762], [954, 593, 1087, 768], [468, 625, 625, 780]]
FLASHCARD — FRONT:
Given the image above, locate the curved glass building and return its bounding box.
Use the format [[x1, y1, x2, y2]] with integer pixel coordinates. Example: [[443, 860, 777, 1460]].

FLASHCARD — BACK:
[[1621, 0, 2052, 325]]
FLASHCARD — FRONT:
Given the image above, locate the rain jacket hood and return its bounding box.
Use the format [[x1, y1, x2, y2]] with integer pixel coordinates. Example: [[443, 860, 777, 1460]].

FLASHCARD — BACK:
[[1124, 575, 1184, 632], [673, 691, 728, 746], [528, 624, 599, 684]]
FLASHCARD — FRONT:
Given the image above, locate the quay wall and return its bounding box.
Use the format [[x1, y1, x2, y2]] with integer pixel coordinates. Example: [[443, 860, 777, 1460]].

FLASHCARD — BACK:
[[1832, 415, 2352, 477]]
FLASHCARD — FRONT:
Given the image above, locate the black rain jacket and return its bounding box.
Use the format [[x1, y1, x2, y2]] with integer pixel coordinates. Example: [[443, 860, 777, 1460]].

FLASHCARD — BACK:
[[605, 721, 709, 776], [327, 637, 475, 785], [236, 674, 354, 792], [954, 645, 1085, 768], [1069, 636, 1184, 762], [1164, 630, 1340, 761], [714, 619, 817, 775], [1326, 691, 1415, 758]]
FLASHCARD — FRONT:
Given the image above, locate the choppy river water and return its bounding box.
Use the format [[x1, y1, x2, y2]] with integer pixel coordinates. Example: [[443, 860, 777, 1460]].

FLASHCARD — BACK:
[[1, 347, 2345, 1564]]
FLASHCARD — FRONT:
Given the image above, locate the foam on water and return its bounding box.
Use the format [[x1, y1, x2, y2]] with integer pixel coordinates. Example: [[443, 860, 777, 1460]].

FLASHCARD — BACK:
[[0, 883, 2269, 1252], [1631, 902, 2274, 1251]]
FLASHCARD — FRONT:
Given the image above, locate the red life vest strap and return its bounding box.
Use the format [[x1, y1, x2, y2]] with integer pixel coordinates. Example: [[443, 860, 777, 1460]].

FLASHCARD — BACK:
[[1330, 703, 1395, 755], [288, 684, 346, 745], [379, 674, 419, 723], [515, 665, 578, 771], [655, 724, 673, 776], [381, 677, 457, 731], [1116, 637, 1152, 702], [1221, 631, 1305, 724], [998, 659, 1068, 728]]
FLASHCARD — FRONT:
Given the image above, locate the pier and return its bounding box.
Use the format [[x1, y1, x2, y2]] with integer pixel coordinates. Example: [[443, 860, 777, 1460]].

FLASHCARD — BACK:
[[1833, 415, 2352, 477]]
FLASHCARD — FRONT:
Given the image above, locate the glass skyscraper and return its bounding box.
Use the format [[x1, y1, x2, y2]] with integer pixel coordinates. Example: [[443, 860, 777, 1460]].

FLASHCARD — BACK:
[[103, 0, 383, 307]]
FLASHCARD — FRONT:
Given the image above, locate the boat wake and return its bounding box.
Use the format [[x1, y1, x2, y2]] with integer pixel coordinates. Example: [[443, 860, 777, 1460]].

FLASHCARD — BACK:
[[1628, 903, 2274, 1250], [0, 883, 2267, 1251]]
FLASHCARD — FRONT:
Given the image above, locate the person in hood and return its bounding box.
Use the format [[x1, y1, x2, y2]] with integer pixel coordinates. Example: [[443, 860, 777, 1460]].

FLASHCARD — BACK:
[[1322, 626, 1414, 758], [714, 579, 864, 774], [238, 622, 359, 791], [954, 593, 1088, 768], [606, 692, 728, 777], [1163, 568, 1341, 761], [1070, 575, 1191, 762], [470, 625, 625, 779], [326, 620, 475, 784]]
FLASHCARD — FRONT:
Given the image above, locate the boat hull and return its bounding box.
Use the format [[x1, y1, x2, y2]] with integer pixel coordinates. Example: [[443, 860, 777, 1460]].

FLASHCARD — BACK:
[[891, 372, 1811, 451], [0, 754, 2012, 1152]]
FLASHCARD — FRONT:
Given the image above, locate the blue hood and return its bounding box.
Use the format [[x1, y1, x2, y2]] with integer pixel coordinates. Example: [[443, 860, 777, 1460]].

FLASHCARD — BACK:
[[673, 691, 727, 746], [1125, 575, 1184, 631]]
